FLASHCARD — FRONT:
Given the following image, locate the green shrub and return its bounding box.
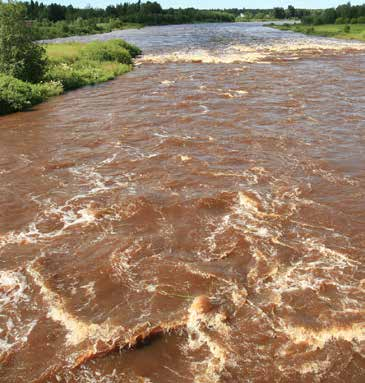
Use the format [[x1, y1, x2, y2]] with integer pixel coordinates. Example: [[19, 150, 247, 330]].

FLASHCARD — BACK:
[[358, 16, 365, 24], [108, 39, 142, 58], [0, 2, 48, 83], [30, 81, 63, 103], [46, 63, 89, 90], [81, 40, 132, 64], [0, 75, 63, 115], [46, 60, 131, 91], [335, 17, 348, 24], [313, 16, 324, 25], [344, 25, 351, 33], [0, 75, 33, 114]]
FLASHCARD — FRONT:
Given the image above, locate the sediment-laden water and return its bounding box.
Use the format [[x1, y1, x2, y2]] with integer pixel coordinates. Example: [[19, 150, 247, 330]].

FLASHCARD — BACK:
[[1, 23, 365, 382]]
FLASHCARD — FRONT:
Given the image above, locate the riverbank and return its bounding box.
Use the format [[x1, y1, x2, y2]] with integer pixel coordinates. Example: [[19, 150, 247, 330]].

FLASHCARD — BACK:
[[269, 23, 365, 42], [0, 39, 141, 115]]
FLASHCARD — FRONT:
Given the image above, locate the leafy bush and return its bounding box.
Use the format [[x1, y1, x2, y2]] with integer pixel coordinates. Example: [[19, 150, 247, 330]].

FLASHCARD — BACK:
[[0, 75, 62, 114], [30, 81, 63, 103], [335, 17, 348, 24], [344, 25, 351, 33], [80, 40, 132, 64], [108, 39, 142, 58], [0, 75, 33, 114], [313, 16, 324, 25], [46, 63, 92, 90], [46, 60, 131, 90], [0, 2, 48, 83]]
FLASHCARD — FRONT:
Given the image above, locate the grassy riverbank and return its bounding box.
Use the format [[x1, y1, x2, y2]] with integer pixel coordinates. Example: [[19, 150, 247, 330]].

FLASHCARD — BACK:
[[0, 39, 141, 115], [269, 23, 365, 42]]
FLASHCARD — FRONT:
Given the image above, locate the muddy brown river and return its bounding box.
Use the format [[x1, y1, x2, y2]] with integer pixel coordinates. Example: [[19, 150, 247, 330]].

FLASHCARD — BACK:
[[0, 23, 365, 382]]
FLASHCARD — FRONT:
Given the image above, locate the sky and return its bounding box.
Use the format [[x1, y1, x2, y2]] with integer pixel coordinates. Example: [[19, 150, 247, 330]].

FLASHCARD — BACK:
[[36, 1, 365, 10]]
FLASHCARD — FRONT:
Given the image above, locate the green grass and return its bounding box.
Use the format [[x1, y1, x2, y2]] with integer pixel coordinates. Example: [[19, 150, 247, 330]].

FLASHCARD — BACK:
[[269, 23, 365, 42], [45, 42, 84, 63], [0, 39, 141, 115]]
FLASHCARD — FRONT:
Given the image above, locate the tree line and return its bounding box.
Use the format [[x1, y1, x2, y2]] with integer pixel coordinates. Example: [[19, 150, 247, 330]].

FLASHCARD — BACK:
[[226, 6, 310, 20], [5, 1, 365, 40], [15, 1, 365, 25], [24, 1, 235, 24], [300, 2, 365, 25], [23, 2, 309, 24], [21, 0, 237, 39]]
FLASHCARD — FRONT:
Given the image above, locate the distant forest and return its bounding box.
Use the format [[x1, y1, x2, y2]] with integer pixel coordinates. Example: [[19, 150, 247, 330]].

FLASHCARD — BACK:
[[23, 1, 235, 38], [13, 1, 365, 39]]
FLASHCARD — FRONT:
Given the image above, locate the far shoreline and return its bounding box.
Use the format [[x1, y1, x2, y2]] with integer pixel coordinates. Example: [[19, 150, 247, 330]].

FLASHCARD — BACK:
[[268, 22, 365, 42]]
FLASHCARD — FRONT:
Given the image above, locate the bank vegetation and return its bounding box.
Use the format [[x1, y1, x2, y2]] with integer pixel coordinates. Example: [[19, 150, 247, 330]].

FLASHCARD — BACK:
[[0, 1, 141, 115]]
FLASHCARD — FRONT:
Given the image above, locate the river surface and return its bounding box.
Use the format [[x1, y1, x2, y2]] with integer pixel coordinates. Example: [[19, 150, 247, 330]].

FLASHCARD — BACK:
[[1, 23, 365, 382]]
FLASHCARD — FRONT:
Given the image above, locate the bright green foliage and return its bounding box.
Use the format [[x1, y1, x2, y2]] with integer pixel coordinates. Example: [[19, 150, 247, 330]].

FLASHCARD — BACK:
[[0, 75, 33, 114], [45, 43, 85, 64], [80, 40, 133, 65], [0, 74, 62, 114], [46, 61, 130, 90], [0, 1, 48, 83], [30, 81, 63, 101], [0, 38, 139, 114], [111, 40, 142, 58], [45, 39, 138, 91]]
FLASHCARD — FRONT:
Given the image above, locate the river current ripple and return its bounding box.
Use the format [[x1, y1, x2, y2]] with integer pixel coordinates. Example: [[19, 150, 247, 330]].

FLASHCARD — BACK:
[[1, 22, 365, 382]]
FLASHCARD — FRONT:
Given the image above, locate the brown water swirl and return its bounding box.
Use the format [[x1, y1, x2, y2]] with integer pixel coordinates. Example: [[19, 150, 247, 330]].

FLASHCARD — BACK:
[[1, 23, 365, 382]]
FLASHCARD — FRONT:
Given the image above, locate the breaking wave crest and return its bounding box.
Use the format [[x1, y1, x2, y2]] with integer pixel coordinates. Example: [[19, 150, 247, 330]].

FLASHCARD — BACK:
[[140, 40, 365, 64]]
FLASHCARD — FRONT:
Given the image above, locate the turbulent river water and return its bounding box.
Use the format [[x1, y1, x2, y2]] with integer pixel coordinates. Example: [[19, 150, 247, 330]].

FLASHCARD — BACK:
[[1, 22, 365, 382]]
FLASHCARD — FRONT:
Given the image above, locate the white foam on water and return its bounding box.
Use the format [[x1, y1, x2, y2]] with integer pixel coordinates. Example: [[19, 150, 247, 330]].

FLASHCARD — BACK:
[[0, 204, 98, 248], [186, 308, 233, 383], [160, 80, 176, 86], [139, 39, 365, 64], [0, 270, 37, 356], [283, 322, 365, 350], [28, 264, 120, 346], [0, 150, 142, 248], [0, 270, 29, 307]]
